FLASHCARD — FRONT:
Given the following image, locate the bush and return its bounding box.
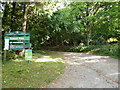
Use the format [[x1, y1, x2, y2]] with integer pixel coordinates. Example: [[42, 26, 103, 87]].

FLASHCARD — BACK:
[[5, 50, 16, 61], [70, 43, 86, 52], [69, 44, 120, 59]]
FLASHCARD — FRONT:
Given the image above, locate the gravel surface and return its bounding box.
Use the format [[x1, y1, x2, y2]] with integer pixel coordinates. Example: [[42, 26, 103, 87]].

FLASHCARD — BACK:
[[46, 51, 119, 88]]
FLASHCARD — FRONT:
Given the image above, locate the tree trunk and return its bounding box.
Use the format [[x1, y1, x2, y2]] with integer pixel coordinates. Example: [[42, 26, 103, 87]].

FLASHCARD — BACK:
[[11, 2, 16, 31], [87, 29, 91, 46], [20, 3, 29, 56], [22, 3, 29, 32]]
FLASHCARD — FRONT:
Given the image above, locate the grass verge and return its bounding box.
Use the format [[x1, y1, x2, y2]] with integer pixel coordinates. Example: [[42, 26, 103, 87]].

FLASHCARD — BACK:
[[2, 50, 64, 88]]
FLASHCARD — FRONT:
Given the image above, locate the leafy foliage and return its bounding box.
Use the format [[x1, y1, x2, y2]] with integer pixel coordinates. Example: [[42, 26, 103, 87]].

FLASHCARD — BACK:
[[70, 44, 120, 59], [2, 1, 119, 56]]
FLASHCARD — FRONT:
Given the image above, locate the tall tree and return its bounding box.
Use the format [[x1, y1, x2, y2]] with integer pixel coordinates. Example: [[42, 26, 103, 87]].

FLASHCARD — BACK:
[[22, 3, 29, 32], [10, 2, 16, 31]]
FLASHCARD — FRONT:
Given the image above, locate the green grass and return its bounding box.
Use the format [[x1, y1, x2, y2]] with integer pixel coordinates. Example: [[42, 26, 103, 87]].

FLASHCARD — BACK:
[[2, 50, 64, 88], [70, 44, 120, 59]]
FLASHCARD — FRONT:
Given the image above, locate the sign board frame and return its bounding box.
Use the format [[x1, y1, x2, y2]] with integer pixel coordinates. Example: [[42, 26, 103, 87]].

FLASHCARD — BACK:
[[4, 31, 30, 50], [4, 31, 32, 62]]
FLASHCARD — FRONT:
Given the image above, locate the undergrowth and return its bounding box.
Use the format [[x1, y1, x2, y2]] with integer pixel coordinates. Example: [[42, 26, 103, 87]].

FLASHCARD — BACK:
[[70, 44, 120, 59]]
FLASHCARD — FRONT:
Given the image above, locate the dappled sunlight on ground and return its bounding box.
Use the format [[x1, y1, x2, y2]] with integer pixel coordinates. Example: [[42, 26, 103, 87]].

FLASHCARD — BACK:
[[105, 73, 120, 76], [13, 53, 63, 63], [63, 53, 83, 56], [13, 57, 63, 63], [65, 59, 107, 65], [63, 53, 109, 65], [80, 56, 109, 60], [84, 59, 107, 63], [43, 56, 51, 58], [13, 59, 25, 62], [34, 58, 62, 62]]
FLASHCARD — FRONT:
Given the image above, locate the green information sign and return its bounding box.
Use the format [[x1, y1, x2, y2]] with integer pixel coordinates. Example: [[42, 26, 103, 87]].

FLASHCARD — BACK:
[[25, 49, 32, 60], [4, 31, 30, 50], [5, 36, 30, 40]]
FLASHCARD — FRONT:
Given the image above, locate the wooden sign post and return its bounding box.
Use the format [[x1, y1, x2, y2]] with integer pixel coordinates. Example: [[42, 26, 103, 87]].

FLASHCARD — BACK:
[[4, 31, 31, 62]]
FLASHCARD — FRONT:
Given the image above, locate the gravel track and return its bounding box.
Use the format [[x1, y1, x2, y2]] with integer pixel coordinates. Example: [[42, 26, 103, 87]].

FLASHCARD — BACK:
[[46, 51, 119, 88]]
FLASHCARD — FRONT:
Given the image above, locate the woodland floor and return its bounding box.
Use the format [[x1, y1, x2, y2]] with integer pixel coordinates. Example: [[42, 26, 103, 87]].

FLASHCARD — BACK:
[[45, 51, 119, 88]]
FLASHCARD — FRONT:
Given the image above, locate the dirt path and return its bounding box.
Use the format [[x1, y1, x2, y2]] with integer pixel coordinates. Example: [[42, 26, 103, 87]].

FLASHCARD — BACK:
[[46, 51, 119, 88]]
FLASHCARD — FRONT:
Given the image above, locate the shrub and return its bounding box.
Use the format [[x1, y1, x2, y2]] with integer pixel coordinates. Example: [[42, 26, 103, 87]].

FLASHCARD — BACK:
[[70, 43, 86, 52], [5, 50, 16, 61], [69, 44, 120, 59]]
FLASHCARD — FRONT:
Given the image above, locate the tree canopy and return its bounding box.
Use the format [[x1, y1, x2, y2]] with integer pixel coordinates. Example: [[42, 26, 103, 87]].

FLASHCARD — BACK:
[[2, 1, 119, 49]]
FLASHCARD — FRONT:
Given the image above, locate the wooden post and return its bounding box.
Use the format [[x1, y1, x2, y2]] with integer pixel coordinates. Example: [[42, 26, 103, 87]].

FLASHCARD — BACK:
[[3, 50, 6, 62]]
